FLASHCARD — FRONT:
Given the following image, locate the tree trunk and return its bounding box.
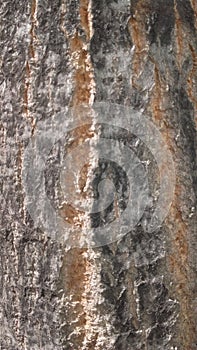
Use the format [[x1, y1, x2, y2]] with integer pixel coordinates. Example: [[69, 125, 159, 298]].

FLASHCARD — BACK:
[[0, 0, 196, 349]]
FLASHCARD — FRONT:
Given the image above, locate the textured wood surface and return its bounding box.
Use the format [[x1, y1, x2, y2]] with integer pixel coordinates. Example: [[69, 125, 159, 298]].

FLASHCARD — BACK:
[[0, 1, 196, 349]]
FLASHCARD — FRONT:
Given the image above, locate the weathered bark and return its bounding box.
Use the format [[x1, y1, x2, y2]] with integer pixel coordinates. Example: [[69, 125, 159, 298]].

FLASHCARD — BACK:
[[0, 0, 196, 349]]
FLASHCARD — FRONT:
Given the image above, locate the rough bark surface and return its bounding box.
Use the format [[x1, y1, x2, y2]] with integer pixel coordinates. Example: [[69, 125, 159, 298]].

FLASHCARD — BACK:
[[0, 0, 196, 349]]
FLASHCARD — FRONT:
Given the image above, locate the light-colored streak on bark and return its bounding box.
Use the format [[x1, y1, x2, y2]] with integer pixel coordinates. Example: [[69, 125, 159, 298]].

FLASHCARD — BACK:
[[60, 247, 112, 350], [15, 137, 25, 221], [60, 0, 96, 233], [60, 2, 68, 38], [80, 249, 104, 350], [80, 0, 94, 41], [59, 2, 109, 349], [23, 0, 37, 135], [174, 0, 184, 70], [61, 0, 95, 107]]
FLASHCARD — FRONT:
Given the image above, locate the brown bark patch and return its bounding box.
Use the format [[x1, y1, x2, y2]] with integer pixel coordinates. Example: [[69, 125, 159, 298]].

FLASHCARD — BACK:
[[128, 2, 149, 84], [167, 183, 196, 348], [60, 203, 85, 228], [70, 33, 94, 107], [79, 0, 91, 40], [60, 249, 88, 345]]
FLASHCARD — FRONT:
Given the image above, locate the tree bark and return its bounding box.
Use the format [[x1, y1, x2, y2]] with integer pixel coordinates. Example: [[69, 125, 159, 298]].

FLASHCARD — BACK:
[[0, 0, 196, 349]]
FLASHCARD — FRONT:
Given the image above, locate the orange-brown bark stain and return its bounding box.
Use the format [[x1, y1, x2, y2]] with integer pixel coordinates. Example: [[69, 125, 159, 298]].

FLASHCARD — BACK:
[[150, 64, 167, 122], [154, 5, 195, 333], [59, 248, 100, 349], [149, 55, 196, 350], [61, 0, 95, 107], [174, 1, 197, 130], [60, 249, 88, 345], [60, 2, 98, 349], [167, 183, 196, 349], [149, 58, 174, 153], [70, 33, 93, 106], [127, 2, 149, 87], [79, 0, 91, 41], [128, 0, 197, 346], [60, 0, 95, 228]]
